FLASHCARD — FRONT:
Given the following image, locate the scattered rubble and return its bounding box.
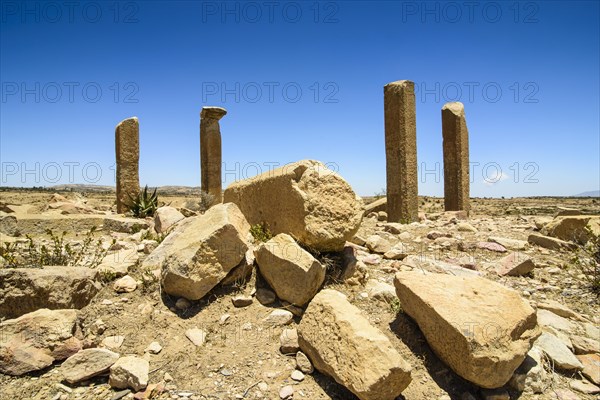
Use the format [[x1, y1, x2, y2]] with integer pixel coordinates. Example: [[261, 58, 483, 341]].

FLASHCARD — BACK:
[[0, 187, 598, 400]]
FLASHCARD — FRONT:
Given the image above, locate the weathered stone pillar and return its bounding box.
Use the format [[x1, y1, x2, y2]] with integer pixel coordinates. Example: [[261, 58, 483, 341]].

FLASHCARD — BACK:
[[442, 102, 470, 213], [384, 80, 418, 223], [200, 106, 227, 204], [115, 117, 140, 214]]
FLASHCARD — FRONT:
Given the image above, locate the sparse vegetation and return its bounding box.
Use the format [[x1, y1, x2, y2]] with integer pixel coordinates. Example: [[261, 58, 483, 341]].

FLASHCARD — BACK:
[[98, 268, 118, 283], [140, 228, 168, 244], [571, 227, 600, 295], [250, 222, 273, 243], [386, 297, 402, 314], [140, 229, 154, 241], [230, 265, 254, 291], [298, 241, 343, 281], [0, 227, 112, 269], [0, 243, 19, 266], [140, 268, 160, 293], [156, 232, 168, 244], [199, 190, 215, 213], [127, 185, 158, 218], [374, 188, 386, 200]]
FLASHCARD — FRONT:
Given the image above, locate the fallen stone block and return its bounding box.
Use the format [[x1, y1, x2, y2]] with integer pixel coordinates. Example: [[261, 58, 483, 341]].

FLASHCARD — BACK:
[[394, 271, 540, 388], [298, 289, 412, 400]]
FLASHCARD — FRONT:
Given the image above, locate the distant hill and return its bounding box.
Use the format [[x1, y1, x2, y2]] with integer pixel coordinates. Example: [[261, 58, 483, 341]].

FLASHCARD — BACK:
[[155, 186, 202, 195], [12, 184, 600, 199], [51, 184, 114, 192], [48, 184, 202, 195], [574, 190, 600, 197]]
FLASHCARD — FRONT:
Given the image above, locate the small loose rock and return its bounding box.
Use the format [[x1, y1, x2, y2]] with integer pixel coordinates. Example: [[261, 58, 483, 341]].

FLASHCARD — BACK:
[[279, 385, 294, 399], [232, 295, 253, 307]]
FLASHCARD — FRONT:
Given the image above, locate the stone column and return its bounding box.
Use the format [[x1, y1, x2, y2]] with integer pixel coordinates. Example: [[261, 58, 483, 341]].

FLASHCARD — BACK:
[[115, 117, 140, 214], [200, 106, 227, 204], [442, 102, 470, 213], [384, 80, 418, 223]]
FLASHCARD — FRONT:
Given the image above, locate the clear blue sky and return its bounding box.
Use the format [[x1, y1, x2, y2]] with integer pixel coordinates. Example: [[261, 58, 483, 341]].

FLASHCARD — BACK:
[[1, 0, 599, 197]]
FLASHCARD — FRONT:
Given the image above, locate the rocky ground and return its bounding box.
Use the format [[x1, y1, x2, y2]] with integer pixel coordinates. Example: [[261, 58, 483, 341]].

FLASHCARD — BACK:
[[0, 189, 598, 400]]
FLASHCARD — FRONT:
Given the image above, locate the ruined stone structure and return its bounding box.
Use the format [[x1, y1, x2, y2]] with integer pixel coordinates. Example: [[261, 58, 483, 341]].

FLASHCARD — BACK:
[[384, 80, 418, 223], [442, 102, 470, 213], [200, 107, 227, 205], [115, 117, 140, 214]]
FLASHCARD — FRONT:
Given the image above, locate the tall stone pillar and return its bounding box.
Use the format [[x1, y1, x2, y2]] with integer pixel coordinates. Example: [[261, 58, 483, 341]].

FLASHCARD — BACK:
[[442, 101, 470, 212], [115, 117, 140, 214], [384, 80, 418, 223], [200, 106, 227, 204], [442, 102, 470, 213]]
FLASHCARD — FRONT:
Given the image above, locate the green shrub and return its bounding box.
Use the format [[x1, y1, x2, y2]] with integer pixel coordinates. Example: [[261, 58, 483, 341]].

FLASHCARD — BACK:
[[386, 297, 402, 314], [127, 185, 158, 218], [98, 269, 118, 283], [0, 243, 19, 266], [140, 268, 159, 293], [250, 223, 273, 243], [0, 227, 111, 269]]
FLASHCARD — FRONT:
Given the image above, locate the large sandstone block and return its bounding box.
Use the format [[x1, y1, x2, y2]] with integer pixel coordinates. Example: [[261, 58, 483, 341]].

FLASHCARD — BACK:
[[60, 348, 120, 384], [535, 332, 583, 371], [224, 160, 363, 252], [0, 309, 81, 375], [0, 214, 134, 236], [528, 233, 576, 250], [109, 355, 149, 391], [254, 233, 325, 306], [98, 247, 139, 277], [542, 215, 600, 244], [0, 214, 150, 236], [495, 252, 535, 276], [0, 266, 100, 319], [142, 203, 250, 300], [298, 289, 412, 400], [394, 271, 540, 389], [153, 206, 185, 234], [577, 354, 600, 385], [364, 197, 387, 216], [103, 216, 150, 233]]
